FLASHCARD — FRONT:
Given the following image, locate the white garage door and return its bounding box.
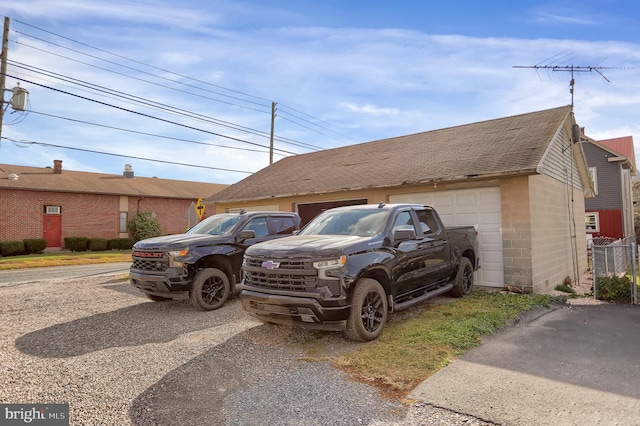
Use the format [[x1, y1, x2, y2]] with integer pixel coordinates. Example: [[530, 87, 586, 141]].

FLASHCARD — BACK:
[[390, 187, 503, 288]]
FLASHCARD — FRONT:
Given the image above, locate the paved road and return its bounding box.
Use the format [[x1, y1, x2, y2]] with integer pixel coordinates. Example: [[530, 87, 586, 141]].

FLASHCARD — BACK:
[[0, 262, 131, 285], [409, 303, 640, 426]]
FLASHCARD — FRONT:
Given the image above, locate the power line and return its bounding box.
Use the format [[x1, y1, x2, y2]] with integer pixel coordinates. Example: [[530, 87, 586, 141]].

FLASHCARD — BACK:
[[9, 60, 275, 141], [8, 74, 301, 156], [28, 110, 284, 156], [13, 20, 273, 105], [278, 103, 357, 143], [11, 19, 352, 143], [2, 136, 254, 174], [9, 58, 323, 151], [12, 39, 271, 114]]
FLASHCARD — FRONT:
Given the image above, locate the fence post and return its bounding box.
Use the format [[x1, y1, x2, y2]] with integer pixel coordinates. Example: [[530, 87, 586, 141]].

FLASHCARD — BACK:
[[633, 239, 638, 304], [593, 244, 598, 299]]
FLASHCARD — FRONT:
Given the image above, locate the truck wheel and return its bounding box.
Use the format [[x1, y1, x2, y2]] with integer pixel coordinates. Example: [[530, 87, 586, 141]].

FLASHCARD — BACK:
[[190, 268, 230, 311], [451, 257, 474, 297], [345, 278, 388, 342], [145, 294, 171, 302]]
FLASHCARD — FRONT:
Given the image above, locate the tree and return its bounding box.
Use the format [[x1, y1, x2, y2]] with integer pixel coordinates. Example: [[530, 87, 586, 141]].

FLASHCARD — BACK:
[[128, 211, 162, 241]]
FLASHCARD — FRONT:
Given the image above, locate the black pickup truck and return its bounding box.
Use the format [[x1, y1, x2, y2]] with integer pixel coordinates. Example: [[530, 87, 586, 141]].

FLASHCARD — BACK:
[[239, 203, 478, 341], [130, 211, 301, 311]]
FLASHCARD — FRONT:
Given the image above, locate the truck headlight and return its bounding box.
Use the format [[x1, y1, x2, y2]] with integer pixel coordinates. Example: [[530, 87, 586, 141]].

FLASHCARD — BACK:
[[168, 248, 189, 267], [313, 256, 346, 270]]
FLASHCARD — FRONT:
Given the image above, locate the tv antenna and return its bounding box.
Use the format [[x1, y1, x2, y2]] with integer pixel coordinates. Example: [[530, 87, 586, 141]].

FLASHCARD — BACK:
[[513, 64, 618, 107]]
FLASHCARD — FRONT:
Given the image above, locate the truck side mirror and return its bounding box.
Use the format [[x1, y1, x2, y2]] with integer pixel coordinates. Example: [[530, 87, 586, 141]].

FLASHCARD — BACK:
[[237, 229, 256, 242], [393, 228, 416, 242]]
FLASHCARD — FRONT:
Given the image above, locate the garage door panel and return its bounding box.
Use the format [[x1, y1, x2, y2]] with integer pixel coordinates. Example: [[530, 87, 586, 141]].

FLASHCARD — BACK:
[[480, 191, 501, 205], [432, 194, 454, 207], [390, 187, 503, 288], [455, 193, 477, 206]]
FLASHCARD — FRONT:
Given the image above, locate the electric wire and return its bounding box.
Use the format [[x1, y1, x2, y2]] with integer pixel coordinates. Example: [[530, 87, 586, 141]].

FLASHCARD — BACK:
[[9, 60, 279, 142], [12, 20, 350, 143], [2, 136, 254, 174], [7, 74, 300, 156], [28, 110, 282, 156], [8, 57, 324, 151]]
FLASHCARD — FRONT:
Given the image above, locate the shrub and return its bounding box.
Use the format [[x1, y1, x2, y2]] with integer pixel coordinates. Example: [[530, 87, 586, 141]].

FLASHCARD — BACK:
[[595, 275, 633, 302], [64, 237, 88, 252], [127, 211, 162, 242], [0, 240, 25, 257], [88, 238, 108, 251], [23, 238, 47, 254], [107, 238, 135, 250]]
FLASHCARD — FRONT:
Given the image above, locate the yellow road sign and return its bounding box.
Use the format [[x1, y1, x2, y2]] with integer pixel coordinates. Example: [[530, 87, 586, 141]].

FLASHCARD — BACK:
[[195, 197, 205, 220]]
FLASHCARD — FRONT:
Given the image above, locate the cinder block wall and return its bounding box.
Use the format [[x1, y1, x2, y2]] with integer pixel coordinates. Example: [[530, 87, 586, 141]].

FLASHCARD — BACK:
[[529, 174, 588, 292], [500, 176, 533, 290]]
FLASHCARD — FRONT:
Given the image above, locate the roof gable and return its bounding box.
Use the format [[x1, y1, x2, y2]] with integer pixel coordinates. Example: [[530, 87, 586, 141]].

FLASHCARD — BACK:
[[598, 136, 636, 173], [208, 106, 574, 203]]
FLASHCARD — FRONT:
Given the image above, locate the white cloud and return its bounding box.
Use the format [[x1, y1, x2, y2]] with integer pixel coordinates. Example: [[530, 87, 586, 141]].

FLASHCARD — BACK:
[[3, 2, 640, 184]]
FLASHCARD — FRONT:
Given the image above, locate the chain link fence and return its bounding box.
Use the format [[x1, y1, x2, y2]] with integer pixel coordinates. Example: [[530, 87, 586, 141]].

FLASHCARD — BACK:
[[590, 236, 639, 304]]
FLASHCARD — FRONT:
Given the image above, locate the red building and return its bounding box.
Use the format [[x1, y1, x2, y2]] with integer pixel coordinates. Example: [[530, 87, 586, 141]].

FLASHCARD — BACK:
[[0, 161, 227, 248], [584, 136, 636, 240]]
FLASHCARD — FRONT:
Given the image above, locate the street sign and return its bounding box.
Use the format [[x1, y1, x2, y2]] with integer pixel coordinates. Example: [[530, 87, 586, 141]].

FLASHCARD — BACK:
[[195, 197, 205, 220]]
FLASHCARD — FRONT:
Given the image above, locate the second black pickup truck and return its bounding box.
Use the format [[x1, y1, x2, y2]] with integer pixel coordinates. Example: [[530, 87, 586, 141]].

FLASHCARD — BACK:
[[130, 210, 301, 311], [240, 203, 479, 341]]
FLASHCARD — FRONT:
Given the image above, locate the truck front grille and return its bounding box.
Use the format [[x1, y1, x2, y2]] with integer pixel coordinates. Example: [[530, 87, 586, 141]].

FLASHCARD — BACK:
[[131, 252, 169, 272], [243, 256, 319, 291]]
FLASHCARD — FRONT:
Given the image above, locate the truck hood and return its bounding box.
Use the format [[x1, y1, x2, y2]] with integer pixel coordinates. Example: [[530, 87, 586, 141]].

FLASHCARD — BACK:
[[133, 233, 231, 250], [246, 235, 382, 257]]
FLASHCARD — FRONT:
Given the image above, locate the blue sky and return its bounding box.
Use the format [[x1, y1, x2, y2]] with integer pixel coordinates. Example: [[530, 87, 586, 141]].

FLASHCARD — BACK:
[[2, 0, 640, 184]]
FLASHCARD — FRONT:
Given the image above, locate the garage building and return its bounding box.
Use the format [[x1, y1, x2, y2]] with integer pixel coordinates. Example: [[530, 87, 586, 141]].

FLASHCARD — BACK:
[[206, 105, 594, 293]]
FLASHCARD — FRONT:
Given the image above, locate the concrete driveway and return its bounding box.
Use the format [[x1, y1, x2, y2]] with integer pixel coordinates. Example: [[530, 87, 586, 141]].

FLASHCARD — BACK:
[[408, 303, 640, 425]]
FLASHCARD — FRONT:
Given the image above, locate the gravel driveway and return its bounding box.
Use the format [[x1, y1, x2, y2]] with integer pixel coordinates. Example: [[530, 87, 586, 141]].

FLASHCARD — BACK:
[[0, 274, 492, 425]]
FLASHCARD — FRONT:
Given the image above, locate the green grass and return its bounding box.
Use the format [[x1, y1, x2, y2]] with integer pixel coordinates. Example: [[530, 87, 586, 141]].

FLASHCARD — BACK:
[[0, 251, 132, 270], [554, 284, 576, 294], [333, 291, 552, 398]]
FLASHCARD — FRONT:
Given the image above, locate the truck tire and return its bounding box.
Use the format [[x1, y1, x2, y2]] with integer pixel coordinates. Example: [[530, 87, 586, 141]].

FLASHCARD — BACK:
[[345, 278, 388, 342], [189, 268, 231, 311], [145, 294, 172, 302], [450, 257, 474, 297]]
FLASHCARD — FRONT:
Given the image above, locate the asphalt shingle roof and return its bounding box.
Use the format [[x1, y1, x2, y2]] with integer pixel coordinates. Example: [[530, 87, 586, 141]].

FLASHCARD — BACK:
[[208, 105, 573, 203], [0, 163, 227, 199]]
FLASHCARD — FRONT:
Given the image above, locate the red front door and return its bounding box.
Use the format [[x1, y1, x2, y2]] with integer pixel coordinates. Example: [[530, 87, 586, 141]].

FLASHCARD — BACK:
[[43, 214, 62, 248]]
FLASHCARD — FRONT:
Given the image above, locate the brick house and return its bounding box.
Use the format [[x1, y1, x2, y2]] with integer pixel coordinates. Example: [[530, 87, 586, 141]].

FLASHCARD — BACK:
[[0, 161, 227, 248], [583, 136, 636, 240], [206, 105, 594, 293]]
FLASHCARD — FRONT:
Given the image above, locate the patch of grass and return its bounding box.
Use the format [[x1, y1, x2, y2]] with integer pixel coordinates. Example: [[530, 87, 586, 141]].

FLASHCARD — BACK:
[[554, 284, 576, 294], [0, 251, 132, 270], [334, 291, 552, 399]]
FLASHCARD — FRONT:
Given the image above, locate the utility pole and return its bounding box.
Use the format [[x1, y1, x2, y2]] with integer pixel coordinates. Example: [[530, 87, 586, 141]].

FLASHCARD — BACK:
[[0, 17, 10, 144], [269, 101, 276, 165]]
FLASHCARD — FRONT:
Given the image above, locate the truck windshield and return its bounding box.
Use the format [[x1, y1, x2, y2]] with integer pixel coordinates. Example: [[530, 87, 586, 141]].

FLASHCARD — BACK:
[[299, 209, 389, 237], [186, 214, 244, 235]]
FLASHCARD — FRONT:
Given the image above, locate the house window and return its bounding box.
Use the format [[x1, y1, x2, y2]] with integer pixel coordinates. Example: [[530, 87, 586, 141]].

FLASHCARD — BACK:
[[585, 212, 599, 233], [119, 212, 128, 233], [44, 205, 61, 214], [588, 167, 598, 195]]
